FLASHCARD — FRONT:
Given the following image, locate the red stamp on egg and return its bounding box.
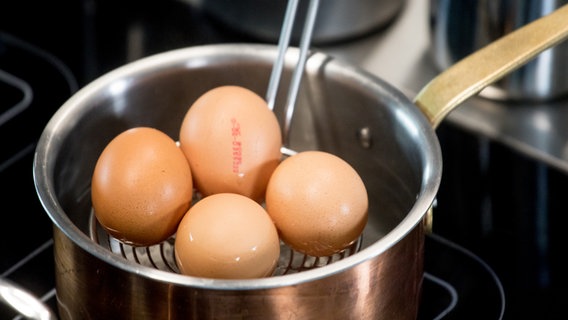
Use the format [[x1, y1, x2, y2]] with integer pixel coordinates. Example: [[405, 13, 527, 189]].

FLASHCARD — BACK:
[[231, 118, 242, 173]]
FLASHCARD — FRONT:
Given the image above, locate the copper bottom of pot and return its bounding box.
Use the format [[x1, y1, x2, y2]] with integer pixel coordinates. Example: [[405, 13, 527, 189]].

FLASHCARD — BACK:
[[87, 208, 362, 277]]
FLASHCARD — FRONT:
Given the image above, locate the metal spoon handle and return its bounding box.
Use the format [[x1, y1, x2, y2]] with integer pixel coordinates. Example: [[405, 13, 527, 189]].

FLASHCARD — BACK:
[[266, 0, 320, 153], [282, 0, 319, 148], [414, 3, 568, 128], [266, 0, 299, 112]]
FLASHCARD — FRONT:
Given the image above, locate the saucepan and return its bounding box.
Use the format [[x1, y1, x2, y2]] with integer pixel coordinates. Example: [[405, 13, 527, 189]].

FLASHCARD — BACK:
[[33, 4, 568, 319]]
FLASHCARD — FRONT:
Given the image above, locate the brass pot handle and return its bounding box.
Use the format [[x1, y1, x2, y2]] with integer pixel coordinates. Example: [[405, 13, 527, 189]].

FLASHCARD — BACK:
[[414, 4, 568, 128]]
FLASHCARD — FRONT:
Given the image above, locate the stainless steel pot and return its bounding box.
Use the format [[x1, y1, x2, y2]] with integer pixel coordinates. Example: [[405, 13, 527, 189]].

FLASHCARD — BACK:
[[33, 5, 568, 319], [34, 44, 436, 320], [194, 0, 405, 44], [430, 0, 568, 101]]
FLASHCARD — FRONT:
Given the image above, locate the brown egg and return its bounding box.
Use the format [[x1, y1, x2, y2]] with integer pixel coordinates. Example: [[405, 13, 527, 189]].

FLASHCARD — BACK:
[[178, 85, 282, 203], [91, 127, 193, 246], [174, 193, 280, 279], [265, 151, 368, 257]]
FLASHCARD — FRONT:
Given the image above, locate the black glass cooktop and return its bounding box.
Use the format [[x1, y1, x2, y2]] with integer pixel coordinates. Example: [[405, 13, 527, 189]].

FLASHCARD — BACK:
[[5, 0, 568, 319]]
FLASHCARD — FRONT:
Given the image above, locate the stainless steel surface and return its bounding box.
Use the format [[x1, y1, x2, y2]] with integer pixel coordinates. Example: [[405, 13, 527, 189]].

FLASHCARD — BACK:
[[193, 0, 405, 44], [326, 0, 568, 174], [34, 44, 440, 319], [267, 0, 319, 149], [0, 278, 57, 320], [430, 0, 568, 101]]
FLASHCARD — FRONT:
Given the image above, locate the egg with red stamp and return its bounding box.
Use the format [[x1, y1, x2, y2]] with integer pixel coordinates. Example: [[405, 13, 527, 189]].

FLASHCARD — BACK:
[[178, 85, 282, 203]]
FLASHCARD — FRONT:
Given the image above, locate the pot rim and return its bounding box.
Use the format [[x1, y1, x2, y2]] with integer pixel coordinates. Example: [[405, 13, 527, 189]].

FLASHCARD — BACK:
[[32, 43, 442, 290]]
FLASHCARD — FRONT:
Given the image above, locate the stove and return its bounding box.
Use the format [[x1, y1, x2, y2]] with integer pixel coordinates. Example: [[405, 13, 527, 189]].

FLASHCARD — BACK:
[[3, 0, 567, 319]]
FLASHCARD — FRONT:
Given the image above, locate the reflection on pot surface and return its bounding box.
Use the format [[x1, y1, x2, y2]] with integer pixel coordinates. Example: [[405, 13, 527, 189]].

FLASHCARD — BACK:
[[196, 0, 406, 44], [430, 0, 568, 101]]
